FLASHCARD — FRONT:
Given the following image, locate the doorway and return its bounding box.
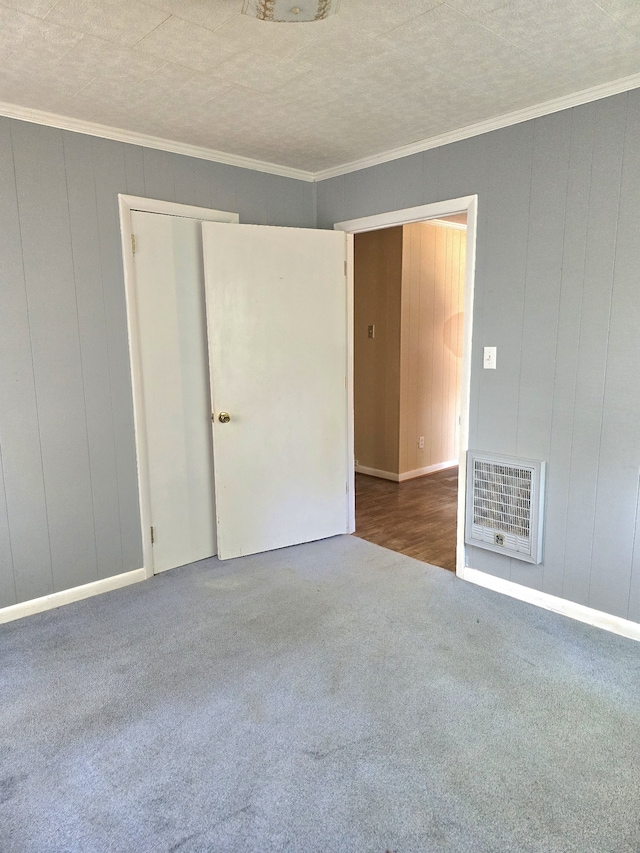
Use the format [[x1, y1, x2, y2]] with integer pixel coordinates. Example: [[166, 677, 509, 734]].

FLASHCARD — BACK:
[[120, 196, 352, 576], [335, 197, 477, 577], [120, 196, 238, 576]]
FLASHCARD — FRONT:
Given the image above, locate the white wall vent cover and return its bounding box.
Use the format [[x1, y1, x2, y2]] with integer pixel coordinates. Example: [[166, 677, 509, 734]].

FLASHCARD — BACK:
[[465, 452, 546, 564]]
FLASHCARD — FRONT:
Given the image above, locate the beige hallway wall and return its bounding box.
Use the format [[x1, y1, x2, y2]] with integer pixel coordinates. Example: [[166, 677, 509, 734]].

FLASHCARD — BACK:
[[354, 221, 465, 480], [399, 222, 466, 476], [353, 227, 403, 475]]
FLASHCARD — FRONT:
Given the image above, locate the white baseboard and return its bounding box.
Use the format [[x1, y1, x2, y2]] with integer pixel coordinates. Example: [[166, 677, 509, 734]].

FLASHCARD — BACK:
[[355, 460, 457, 482], [0, 568, 146, 625], [355, 465, 399, 481], [398, 460, 457, 481], [460, 566, 640, 643]]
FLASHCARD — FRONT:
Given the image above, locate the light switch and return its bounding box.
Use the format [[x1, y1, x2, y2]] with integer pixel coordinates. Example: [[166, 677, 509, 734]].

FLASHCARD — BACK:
[[483, 346, 497, 369]]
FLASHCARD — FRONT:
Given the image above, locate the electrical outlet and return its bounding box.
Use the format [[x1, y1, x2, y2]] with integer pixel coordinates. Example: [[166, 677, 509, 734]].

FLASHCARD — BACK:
[[418, 436, 425, 449]]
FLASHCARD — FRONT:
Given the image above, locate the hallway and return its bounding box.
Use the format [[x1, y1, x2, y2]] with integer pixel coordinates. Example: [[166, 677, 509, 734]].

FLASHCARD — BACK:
[[353, 468, 458, 572]]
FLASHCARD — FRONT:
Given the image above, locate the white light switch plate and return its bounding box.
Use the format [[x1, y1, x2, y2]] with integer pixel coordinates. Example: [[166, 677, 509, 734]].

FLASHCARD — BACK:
[[483, 346, 497, 369]]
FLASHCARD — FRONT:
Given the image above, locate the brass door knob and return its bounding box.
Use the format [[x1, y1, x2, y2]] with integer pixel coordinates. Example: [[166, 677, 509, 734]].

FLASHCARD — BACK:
[[218, 412, 231, 423]]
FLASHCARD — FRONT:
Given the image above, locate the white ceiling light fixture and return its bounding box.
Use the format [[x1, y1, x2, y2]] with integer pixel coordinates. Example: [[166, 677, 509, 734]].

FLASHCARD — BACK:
[[242, 0, 340, 22]]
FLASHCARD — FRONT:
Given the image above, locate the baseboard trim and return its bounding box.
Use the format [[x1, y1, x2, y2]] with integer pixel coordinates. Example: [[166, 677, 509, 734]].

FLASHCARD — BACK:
[[460, 566, 640, 643], [398, 461, 457, 481], [0, 568, 146, 625], [355, 465, 399, 481], [355, 461, 457, 482]]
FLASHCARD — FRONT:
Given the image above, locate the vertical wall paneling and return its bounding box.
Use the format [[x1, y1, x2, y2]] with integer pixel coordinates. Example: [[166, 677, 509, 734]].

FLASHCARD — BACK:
[[141, 147, 176, 203], [173, 153, 199, 207], [124, 145, 145, 197], [209, 162, 240, 215], [63, 131, 124, 580], [353, 227, 403, 474], [265, 173, 297, 227], [92, 137, 143, 575], [0, 116, 317, 607], [510, 113, 571, 591], [629, 470, 640, 623], [475, 122, 535, 461], [192, 157, 215, 210], [317, 93, 640, 622], [589, 92, 640, 618], [401, 224, 420, 471], [355, 222, 465, 479], [564, 96, 627, 611], [363, 155, 425, 216], [0, 445, 16, 608], [543, 105, 595, 600], [620, 92, 640, 624], [236, 169, 268, 224], [398, 222, 465, 475], [11, 122, 98, 593], [0, 118, 53, 603], [399, 224, 425, 472]]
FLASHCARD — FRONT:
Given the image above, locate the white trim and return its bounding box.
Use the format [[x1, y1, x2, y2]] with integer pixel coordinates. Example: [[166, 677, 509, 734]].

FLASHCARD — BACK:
[[355, 466, 400, 482], [345, 233, 356, 533], [118, 194, 239, 579], [429, 219, 467, 231], [460, 567, 640, 644], [0, 101, 314, 182], [4, 75, 639, 185], [398, 461, 457, 481], [121, 196, 238, 221], [355, 461, 457, 482], [0, 569, 146, 624], [334, 198, 476, 234], [334, 195, 478, 578], [315, 73, 640, 181]]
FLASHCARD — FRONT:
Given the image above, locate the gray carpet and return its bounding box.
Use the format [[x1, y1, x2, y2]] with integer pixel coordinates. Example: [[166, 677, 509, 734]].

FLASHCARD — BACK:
[[1, 535, 639, 853]]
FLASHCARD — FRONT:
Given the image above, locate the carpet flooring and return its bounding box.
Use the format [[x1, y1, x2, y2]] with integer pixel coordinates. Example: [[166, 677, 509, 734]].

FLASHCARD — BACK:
[[1, 535, 639, 852]]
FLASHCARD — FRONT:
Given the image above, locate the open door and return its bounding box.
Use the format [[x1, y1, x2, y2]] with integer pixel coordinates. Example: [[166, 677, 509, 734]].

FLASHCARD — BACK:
[[202, 223, 350, 560]]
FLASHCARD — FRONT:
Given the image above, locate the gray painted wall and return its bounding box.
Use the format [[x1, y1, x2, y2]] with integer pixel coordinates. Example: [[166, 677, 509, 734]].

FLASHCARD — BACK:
[[0, 117, 316, 607], [318, 89, 640, 624]]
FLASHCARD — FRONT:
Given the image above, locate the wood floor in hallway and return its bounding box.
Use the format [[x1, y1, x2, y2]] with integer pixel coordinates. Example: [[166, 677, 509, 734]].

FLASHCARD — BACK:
[[353, 467, 458, 572]]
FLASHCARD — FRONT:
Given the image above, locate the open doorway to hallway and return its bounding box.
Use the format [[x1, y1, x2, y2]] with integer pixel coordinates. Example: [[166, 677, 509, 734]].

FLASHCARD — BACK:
[[352, 213, 467, 572]]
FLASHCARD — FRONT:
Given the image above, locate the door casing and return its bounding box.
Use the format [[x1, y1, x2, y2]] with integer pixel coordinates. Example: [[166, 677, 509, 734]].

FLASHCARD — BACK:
[[119, 195, 238, 578], [334, 196, 478, 577], [120, 194, 475, 580]]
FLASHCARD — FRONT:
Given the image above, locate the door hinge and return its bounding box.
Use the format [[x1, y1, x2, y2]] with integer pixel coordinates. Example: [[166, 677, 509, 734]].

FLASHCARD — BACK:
[[344, 260, 347, 277], [150, 525, 155, 544], [131, 234, 136, 255]]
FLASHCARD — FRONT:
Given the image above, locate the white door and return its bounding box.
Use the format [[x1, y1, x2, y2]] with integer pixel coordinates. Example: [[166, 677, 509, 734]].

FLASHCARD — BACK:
[[132, 211, 217, 572], [202, 223, 350, 559]]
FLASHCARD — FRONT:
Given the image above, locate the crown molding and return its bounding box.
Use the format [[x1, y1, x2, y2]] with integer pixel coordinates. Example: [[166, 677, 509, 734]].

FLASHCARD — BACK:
[[313, 72, 640, 182], [0, 101, 316, 182], [3, 71, 640, 186]]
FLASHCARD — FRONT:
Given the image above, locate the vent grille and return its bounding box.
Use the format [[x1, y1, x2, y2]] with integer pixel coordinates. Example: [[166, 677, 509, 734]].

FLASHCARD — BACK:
[[465, 453, 545, 564]]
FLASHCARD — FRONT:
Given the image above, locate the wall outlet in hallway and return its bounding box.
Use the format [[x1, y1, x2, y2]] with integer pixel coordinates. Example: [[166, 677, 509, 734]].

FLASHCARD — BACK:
[[418, 436, 425, 449]]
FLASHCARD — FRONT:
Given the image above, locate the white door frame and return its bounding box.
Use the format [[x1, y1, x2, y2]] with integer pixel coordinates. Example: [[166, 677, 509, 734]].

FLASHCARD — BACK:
[[334, 196, 478, 577], [118, 195, 239, 579]]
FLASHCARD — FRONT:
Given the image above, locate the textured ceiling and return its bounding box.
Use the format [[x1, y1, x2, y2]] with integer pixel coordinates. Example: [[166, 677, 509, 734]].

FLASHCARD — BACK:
[[1, 0, 640, 173]]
